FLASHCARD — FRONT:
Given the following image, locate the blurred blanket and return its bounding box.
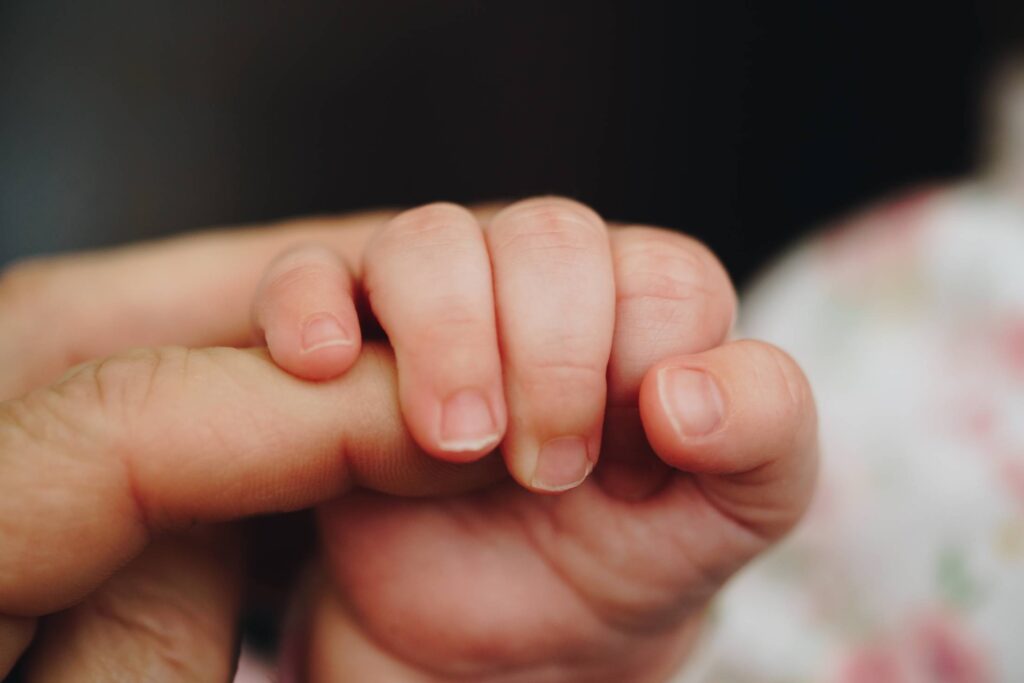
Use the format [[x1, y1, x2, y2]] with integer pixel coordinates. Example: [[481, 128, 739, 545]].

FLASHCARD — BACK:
[[679, 183, 1024, 682]]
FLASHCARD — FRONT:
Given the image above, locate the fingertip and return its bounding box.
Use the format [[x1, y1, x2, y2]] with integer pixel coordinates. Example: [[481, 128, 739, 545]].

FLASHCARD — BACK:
[[639, 360, 730, 474], [524, 433, 597, 494], [639, 341, 816, 475], [638, 340, 818, 537], [254, 244, 363, 382], [403, 384, 506, 464], [266, 315, 361, 382], [436, 387, 504, 456]]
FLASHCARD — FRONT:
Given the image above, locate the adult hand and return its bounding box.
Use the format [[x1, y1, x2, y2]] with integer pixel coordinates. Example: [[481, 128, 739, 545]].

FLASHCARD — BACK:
[[0, 211, 502, 679]]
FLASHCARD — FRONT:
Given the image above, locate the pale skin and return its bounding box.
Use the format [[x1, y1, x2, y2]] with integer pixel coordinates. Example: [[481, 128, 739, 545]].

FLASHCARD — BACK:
[[0, 197, 817, 681]]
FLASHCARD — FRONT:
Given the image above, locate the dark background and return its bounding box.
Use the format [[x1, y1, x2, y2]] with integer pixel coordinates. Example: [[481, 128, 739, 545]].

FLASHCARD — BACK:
[[1, 1, 1021, 286]]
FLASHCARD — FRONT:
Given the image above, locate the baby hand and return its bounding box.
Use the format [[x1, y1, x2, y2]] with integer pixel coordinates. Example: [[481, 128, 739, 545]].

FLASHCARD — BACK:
[[252, 197, 818, 680]]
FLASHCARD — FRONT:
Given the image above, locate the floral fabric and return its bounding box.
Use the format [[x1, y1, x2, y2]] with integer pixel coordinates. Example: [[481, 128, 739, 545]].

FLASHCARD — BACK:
[[677, 184, 1024, 683]]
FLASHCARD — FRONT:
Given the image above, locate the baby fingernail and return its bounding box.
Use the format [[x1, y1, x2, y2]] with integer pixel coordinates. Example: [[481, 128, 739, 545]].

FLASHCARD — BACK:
[[658, 367, 724, 437], [532, 436, 591, 492], [301, 314, 353, 352], [440, 389, 500, 452]]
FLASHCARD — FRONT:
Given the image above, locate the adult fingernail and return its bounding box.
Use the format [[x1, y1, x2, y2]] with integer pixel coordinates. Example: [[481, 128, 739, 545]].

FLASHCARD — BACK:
[[532, 436, 591, 492], [439, 389, 500, 452], [658, 367, 724, 437], [301, 314, 353, 352]]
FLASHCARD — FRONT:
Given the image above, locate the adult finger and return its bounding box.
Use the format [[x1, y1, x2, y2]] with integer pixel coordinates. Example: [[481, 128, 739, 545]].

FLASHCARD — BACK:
[[639, 339, 818, 540], [0, 205, 513, 399], [20, 529, 241, 682], [363, 203, 505, 461], [485, 198, 616, 492], [0, 342, 503, 618], [0, 211, 391, 399], [253, 243, 362, 381]]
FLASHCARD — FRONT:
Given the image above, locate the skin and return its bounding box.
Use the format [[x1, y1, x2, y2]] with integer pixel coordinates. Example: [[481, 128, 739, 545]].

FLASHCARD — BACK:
[[0, 198, 817, 681]]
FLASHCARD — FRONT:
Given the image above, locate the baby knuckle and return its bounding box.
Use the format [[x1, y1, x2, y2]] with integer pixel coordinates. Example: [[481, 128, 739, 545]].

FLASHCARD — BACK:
[[517, 357, 606, 396], [408, 307, 488, 351], [262, 260, 334, 298], [492, 197, 606, 254], [382, 202, 476, 249], [266, 243, 339, 276], [432, 300, 489, 329], [615, 233, 713, 304], [618, 228, 730, 290]]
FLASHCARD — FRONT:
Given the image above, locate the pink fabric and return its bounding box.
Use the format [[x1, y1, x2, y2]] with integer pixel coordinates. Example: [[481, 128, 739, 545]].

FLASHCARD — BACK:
[[677, 183, 1024, 682]]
